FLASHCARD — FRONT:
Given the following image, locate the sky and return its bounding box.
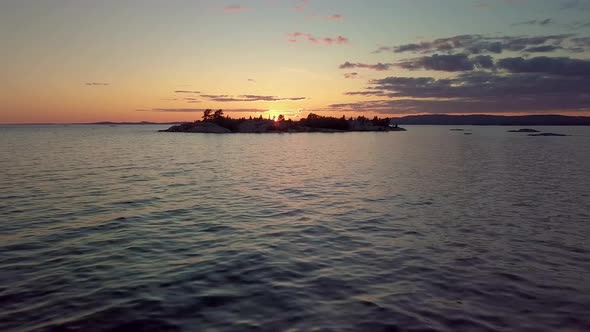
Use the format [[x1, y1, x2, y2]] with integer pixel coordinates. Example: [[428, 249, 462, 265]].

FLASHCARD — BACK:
[[1, 0, 590, 123]]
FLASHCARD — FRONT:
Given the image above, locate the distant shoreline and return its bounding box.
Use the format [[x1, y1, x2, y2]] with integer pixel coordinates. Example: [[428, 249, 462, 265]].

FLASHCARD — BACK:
[[3, 114, 590, 126]]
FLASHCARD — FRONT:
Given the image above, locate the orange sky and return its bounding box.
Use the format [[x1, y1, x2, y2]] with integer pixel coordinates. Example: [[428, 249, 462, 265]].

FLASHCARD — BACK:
[[1, 0, 589, 123]]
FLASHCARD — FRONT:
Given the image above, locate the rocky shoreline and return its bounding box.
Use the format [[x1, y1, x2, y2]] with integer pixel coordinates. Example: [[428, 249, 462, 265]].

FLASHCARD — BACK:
[[159, 117, 406, 134]]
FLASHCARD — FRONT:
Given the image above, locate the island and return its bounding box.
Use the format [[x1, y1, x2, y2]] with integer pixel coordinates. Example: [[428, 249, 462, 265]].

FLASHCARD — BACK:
[[159, 110, 406, 134], [507, 128, 540, 133], [528, 133, 569, 137]]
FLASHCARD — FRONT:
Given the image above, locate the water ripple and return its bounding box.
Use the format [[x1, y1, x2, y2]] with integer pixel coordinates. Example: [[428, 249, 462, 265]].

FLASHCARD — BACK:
[[1, 125, 590, 331]]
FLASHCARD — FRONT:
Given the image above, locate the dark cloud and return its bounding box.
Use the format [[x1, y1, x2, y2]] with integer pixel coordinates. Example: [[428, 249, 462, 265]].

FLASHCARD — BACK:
[[339, 62, 393, 71], [497, 56, 590, 76], [375, 34, 575, 55], [336, 70, 590, 114], [473, 55, 495, 68], [377, 35, 481, 54], [513, 18, 553, 26], [396, 54, 494, 72], [85, 82, 109, 86], [200, 94, 306, 102], [522, 45, 562, 52], [571, 36, 590, 47], [344, 72, 359, 79], [328, 94, 590, 114], [363, 71, 590, 98], [501, 35, 571, 52], [349, 27, 590, 115]]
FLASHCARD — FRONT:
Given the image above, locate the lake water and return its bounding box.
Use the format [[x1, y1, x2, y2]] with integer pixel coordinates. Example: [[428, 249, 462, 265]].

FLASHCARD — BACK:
[[1, 125, 589, 332]]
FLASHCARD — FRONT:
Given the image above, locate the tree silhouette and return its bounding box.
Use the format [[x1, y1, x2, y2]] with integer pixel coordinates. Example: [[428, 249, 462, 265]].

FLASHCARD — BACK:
[[202, 109, 213, 121], [213, 109, 224, 120], [277, 114, 285, 122]]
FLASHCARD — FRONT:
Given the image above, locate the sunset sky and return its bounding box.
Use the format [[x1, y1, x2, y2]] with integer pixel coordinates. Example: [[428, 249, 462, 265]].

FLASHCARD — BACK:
[[1, 0, 590, 123]]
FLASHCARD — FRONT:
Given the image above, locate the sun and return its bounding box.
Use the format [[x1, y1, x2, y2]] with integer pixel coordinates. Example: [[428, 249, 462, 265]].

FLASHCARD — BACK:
[[266, 109, 283, 121]]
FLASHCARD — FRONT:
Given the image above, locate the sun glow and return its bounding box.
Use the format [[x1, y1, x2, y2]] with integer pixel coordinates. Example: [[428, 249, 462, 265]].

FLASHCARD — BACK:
[[265, 109, 302, 121]]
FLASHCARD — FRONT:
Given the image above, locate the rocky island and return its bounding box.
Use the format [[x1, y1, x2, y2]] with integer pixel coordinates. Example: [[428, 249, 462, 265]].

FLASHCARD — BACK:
[[507, 128, 540, 133], [159, 110, 406, 134], [528, 133, 569, 137]]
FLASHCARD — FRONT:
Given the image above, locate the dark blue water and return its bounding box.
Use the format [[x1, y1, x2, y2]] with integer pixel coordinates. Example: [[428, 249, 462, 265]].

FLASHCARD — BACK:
[[1, 125, 590, 331]]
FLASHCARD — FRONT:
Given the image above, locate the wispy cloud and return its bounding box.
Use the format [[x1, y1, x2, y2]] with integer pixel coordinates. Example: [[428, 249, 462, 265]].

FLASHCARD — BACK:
[[223, 5, 245, 13], [174, 90, 201, 94], [569, 20, 590, 29], [85, 82, 109, 86], [512, 18, 553, 26], [325, 14, 344, 21], [561, 0, 590, 10], [183, 97, 202, 103], [374, 34, 575, 55], [344, 72, 359, 79], [477, 0, 528, 9], [141, 108, 203, 113], [288, 32, 349, 45], [200, 94, 307, 102], [139, 108, 267, 113], [293, 5, 305, 12], [339, 62, 394, 71]]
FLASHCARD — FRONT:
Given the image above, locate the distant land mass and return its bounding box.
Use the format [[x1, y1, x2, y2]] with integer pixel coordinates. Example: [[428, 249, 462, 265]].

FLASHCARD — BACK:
[[90, 121, 180, 125], [391, 114, 590, 126], [82, 114, 590, 126], [79, 114, 590, 127]]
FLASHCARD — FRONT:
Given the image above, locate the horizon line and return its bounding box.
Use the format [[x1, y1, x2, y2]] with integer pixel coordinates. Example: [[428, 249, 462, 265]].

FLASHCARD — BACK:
[[2, 113, 590, 125]]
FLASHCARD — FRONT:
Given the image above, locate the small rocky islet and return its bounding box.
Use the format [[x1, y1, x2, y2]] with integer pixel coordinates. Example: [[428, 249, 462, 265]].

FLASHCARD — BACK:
[[160, 111, 406, 134], [507, 128, 540, 133], [507, 128, 568, 136], [527, 133, 569, 137]]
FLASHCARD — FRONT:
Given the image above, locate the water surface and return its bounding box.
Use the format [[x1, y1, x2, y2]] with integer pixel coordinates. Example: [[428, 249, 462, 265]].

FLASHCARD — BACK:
[[1, 125, 589, 331]]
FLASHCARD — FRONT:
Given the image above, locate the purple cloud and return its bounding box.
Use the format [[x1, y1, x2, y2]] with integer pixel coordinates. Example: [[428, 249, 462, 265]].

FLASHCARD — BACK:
[[339, 62, 394, 71], [224, 5, 245, 12], [288, 32, 349, 45], [200, 94, 307, 102]]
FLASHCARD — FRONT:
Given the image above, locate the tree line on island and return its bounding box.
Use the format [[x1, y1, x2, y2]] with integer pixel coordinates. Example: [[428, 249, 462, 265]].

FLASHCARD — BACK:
[[158, 109, 403, 133], [160, 109, 405, 133]]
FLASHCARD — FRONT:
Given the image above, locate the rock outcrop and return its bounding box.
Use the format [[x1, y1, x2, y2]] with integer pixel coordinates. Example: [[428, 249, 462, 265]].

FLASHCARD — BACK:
[[508, 128, 540, 133], [159, 122, 231, 133], [528, 133, 568, 137], [159, 120, 406, 134]]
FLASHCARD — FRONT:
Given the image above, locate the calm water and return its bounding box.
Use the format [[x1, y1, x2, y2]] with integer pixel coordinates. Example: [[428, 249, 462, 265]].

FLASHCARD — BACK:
[[1, 125, 590, 332]]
